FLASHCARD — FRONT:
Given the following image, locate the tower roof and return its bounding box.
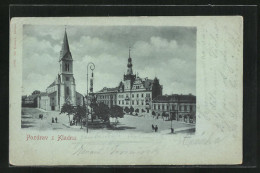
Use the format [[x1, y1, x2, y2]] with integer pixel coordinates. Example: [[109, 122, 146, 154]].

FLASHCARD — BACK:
[[60, 28, 72, 61]]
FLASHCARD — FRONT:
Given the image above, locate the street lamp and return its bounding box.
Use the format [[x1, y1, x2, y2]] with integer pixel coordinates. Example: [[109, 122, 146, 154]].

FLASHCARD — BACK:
[[86, 62, 95, 133]]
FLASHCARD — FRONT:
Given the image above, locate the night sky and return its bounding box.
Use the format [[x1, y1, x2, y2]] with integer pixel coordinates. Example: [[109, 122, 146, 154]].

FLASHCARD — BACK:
[[22, 25, 196, 96]]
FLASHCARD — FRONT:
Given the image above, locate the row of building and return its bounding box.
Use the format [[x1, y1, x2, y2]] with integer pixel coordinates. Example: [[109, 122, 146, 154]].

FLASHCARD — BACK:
[[22, 29, 196, 123], [93, 48, 196, 123]]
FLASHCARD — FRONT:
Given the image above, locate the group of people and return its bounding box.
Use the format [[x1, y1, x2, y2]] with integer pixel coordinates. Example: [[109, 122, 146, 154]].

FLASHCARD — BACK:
[[52, 117, 58, 123], [152, 124, 158, 132]]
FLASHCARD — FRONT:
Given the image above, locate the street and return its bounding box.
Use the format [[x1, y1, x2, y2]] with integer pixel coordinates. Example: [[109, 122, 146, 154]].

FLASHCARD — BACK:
[[22, 108, 195, 134]]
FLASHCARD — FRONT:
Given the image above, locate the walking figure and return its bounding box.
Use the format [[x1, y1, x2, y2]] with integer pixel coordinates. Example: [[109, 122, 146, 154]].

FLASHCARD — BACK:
[[171, 128, 174, 133], [152, 124, 155, 131], [155, 125, 158, 132], [55, 117, 58, 123], [52, 117, 54, 123]]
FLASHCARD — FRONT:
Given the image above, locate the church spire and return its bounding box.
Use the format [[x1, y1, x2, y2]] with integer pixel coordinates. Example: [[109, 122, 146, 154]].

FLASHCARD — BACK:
[[123, 47, 136, 82], [129, 46, 131, 58], [60, 27, 72, 61], [127, 47, 133, 75]]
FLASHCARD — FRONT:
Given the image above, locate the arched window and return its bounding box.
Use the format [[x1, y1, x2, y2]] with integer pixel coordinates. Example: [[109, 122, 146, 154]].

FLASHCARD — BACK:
[[66, 87, 69, 95], [67, 64, 70, 71], [65, 64, 67, 71]]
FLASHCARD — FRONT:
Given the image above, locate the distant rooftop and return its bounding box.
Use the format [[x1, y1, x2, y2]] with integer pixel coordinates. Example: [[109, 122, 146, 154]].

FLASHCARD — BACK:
[[153, 94, 196, 103], [96, 87, 119, 93]]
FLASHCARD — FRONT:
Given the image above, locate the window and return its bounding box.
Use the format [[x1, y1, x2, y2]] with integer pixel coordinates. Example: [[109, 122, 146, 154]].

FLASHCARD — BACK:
[[184, 105, 187, 111], [122, 100, 124, 105], [66, 87, 69, 95], [154, 104, 156, 110], [126, 101, 129, 105], [142, 101, 144, 105], [172, 105, 175, 110], [167, 105, 169, 110], [162, 105, 164, 110], [119, 101, 120, 104], [65, 63, 70, 71], [190, 105, 193, 111], [158, 105, 160, 110], [132, 100, 134, 105], [137, 101, 139, 105], [66, 77, 69, 81], [137, 94, 139, 98], [142, 94, 144, 97], [132, 94, 134, 98], [179, 106, 182, 111]]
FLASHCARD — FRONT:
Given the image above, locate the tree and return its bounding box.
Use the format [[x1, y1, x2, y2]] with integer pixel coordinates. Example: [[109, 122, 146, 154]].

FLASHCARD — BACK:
[[152, 111, 156, 118], [135, 108, 139, 116], [162, 111, 166, 121], [129, 106, 134, 115], [74, 105, 86, 129], [124, 107, 130, 114], [93, 102, 110, 123], [109, 105, 124, 127], [152, 77, 162, 99], [60, 103, 75, 125]]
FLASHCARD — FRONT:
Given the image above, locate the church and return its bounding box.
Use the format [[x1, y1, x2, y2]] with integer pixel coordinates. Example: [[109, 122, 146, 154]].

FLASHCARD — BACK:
[[37, 29, 84, 111]]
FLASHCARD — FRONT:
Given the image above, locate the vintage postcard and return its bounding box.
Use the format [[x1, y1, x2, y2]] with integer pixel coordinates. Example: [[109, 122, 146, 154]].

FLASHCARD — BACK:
[[9, 16, 243, 165]]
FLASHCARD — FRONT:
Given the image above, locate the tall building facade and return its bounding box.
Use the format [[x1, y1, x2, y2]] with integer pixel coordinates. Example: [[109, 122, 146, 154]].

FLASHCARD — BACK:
[[95, 48, 163, 113], [37, 29, 84, 111], [95, 87, 118, 108]]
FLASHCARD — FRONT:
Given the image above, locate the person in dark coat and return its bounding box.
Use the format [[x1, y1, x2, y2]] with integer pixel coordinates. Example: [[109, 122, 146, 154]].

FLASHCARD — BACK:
[[155, 125, 158, 132], [55, 117, 58, 123]]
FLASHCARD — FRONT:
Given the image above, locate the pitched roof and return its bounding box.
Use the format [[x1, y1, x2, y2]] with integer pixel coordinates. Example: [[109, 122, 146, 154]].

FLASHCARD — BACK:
[[76, 91, 84, 97], [143, 78, 154, 90], [153, 94, 196, 103], [39, 92, 48, 96], [26, 94, 40, 100], [47, 81, 56, 88], [96, 87, 118, 93], [59, 29, 72, 61], [48, 91, 57, 96]]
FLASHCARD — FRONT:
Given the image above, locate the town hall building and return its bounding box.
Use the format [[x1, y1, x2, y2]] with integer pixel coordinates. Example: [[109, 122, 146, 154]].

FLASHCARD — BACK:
[[95, 48, 163, 113], [37, 29, 84, 111]]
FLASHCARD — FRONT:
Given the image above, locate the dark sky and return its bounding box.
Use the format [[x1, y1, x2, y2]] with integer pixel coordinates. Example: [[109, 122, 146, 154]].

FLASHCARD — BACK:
[[22, 25, 196, 96]]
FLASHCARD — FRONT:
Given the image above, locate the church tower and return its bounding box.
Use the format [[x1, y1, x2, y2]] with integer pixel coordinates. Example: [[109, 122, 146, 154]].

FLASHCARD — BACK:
[[123, 47, 136, 90], [59, 28, 76, 107], [127, 48, 133, 75]]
